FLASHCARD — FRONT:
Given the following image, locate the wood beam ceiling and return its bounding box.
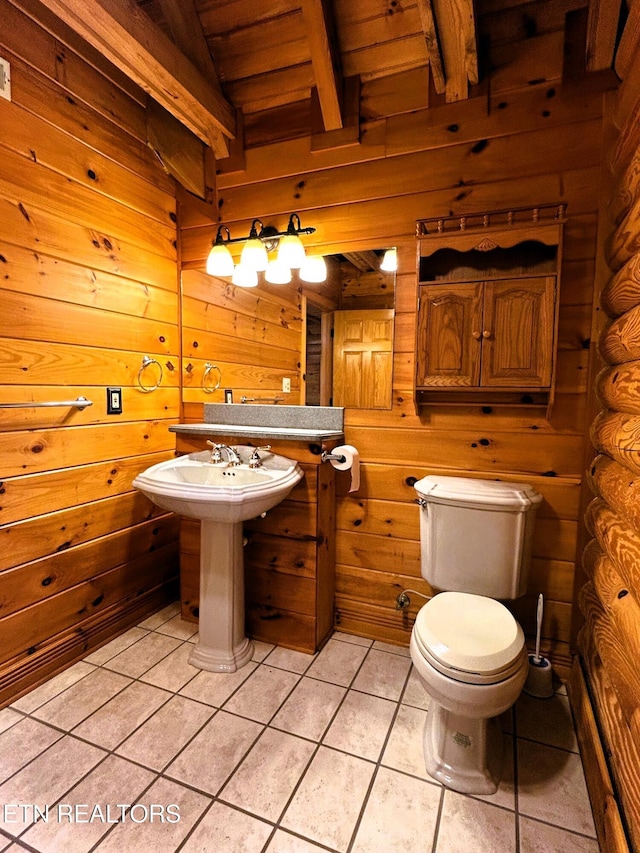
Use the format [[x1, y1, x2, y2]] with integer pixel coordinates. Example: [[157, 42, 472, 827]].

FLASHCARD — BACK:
[[417, 0, 478, 102], [586, 0, 623, 71], [415, 0, 446, 95], [301, 0, 344, 131], [36, 0, 236, 150], [157, 0, 229, 156]]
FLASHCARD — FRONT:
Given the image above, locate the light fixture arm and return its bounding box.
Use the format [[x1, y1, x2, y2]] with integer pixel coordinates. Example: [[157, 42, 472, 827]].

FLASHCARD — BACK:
[[212, 213, 316, 247]]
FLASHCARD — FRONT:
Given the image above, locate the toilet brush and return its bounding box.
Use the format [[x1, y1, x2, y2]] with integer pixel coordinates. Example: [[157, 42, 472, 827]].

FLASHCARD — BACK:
[[523, 594, 554, 698]]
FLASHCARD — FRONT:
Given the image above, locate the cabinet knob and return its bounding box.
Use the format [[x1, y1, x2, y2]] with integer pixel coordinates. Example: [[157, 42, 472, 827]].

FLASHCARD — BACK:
[[482, 330, 492, 339], [471, 331, 481, 340]]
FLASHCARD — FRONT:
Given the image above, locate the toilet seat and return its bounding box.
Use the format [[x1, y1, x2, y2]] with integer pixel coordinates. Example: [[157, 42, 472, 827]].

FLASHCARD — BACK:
[[413, 592, 526, 686]]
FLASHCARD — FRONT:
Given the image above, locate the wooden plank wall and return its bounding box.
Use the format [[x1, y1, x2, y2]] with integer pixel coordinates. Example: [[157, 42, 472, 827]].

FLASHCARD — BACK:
[[0, 0, 180, 705], [180, 18, 614, 675], [570, 14, 640, 852]]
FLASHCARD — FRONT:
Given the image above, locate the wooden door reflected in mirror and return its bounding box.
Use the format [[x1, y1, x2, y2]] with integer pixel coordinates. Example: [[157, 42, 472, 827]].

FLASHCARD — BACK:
[[303, 250, 395, 409]]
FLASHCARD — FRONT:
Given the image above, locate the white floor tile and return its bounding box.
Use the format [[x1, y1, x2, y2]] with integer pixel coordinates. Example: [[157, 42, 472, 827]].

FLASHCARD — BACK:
[[137, 601, 181, 630], [323, 690, 396, 761], [11, 662, 96, 714], [0, 736, 106, 834], [0, 708, 22, 735], [516, 692, 578, 752], [20, 754, 155, 852], [179, 661, 257, 708], [0, 718, 63, 784], [265, 830, 329, 852], [116, 695, 214, 771], [180, 801, 272, 853], [305, 638, 368, 686], [32, 669, 131, 731], [221, 728, 315, 821], [72, 681, 171, 750], [139, 642, 199, 693], [519, 816, 600, 852], [93, 776, 209, 853], [271, 677, 345, 741], [435, 790, 516, 852], [351, 648, 411, 700], [165, 710, 262, 795], [351, 766, 441, 853], [83, 627, 149, 666], [222, 666, 300, 723], [264, 645, 317, 674], [281, 746, 375, 852], [381, 703, 429, 780], [154, 614, 198, 641], [517, 740, 597, 838], [102, 632, 182, 678]]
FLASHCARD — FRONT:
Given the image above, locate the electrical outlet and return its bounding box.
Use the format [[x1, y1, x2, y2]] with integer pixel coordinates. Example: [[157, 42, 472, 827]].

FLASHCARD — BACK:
[[282, 377, 291, 393], [0, 57, 11, 102], [107, 387, 122, 414]]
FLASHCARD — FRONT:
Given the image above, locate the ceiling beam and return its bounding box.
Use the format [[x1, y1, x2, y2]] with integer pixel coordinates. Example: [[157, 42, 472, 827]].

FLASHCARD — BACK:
[[157, 0, 229, 156], [431, 0, 478, 102], [301, 0, 343, 131], [39, 0, 236, 149], [415, 0, 446, 95], [586, 0, 622, 71], [343, 251, 381, 273]]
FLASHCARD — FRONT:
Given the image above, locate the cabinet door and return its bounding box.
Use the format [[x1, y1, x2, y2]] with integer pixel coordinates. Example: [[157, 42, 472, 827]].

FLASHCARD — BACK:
[[417, 283, 483, 386], [480, 277, 555, 387]]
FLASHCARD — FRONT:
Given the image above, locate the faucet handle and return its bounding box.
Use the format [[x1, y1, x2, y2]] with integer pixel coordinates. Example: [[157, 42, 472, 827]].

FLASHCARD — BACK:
[[206, 440, 224, 463], [248, 445, 272, 468]]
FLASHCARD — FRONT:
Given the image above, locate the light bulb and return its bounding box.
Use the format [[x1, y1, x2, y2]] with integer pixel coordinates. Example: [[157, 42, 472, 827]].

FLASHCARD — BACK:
[[232, 264, 258, 288], [277, 233, 306, 269], [240, 237, 268, 272], [206, 243, 234, 277], [299, 255, 327, 283], [380, 247, 398, 272], [265, 259, 292, 284]]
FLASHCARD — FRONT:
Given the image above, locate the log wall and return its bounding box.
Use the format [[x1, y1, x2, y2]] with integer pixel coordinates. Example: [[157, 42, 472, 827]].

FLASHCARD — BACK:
[[0, 1, 180, 705], [180, 22, 615, 677], [569, 15, 640, 852]]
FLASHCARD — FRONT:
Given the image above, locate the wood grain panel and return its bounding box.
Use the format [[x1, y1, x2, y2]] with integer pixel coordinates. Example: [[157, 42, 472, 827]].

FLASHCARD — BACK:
[[0, 493, 167, 571]]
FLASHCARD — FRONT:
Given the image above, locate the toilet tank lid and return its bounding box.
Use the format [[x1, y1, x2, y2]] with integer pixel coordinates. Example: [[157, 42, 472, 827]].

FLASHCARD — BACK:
[[414, 475, 542, 510]]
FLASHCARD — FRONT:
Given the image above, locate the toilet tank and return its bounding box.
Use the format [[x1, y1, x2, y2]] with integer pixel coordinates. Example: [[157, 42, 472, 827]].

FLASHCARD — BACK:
[[414, 475, 542, 599]]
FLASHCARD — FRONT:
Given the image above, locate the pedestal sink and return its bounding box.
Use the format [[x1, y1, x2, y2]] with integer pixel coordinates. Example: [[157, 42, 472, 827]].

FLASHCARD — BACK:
[[133, 447, 303, 672]]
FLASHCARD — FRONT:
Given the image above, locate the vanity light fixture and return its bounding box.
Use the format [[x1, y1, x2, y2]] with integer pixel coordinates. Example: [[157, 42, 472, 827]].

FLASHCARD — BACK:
[[205, 213, 322, 281], [380, 247, 398, 272]]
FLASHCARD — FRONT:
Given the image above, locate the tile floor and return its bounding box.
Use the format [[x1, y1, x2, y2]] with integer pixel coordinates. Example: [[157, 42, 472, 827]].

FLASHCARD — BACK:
[[0, 602, 599, 853]]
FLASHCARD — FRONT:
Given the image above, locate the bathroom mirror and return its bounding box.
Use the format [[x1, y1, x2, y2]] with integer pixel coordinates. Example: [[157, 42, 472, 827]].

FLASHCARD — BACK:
[[304, 250, 396, 409]]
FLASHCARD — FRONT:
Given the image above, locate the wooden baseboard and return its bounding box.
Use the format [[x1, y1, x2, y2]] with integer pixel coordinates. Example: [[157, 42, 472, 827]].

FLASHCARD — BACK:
[[0, 578, 179, 709], [569, 656, 631, 853]]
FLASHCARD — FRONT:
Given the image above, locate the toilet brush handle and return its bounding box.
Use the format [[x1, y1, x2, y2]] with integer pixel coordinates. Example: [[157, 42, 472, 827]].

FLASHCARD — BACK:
[[534, 593, 543, 664]]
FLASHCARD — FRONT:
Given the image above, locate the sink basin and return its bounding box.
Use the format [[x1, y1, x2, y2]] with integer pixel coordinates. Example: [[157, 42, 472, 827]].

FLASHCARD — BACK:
[[133, 448, 303, 523], [133, 446, 304, 673]]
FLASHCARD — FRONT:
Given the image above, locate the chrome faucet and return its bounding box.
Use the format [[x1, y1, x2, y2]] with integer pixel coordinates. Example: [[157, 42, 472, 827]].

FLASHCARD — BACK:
[[206, 441, 242, 466], [248, 445, 272, 468]]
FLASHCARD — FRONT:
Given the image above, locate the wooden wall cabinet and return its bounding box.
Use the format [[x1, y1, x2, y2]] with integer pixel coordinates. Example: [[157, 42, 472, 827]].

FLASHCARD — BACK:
[[415, 206, 565, 411]]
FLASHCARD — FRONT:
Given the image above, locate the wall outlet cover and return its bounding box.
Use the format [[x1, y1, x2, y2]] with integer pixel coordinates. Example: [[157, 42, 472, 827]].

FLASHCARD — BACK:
[[107, 387, 123, 414]]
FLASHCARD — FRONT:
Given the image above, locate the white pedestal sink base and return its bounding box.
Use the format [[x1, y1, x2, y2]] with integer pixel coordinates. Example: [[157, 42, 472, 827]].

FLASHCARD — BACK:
[[188, 518, 254, 673]]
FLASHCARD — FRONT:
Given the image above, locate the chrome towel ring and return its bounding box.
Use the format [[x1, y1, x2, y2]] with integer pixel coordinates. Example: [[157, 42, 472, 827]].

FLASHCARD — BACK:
[[138, 356, 163, 392], [202, 363, 222, 393]]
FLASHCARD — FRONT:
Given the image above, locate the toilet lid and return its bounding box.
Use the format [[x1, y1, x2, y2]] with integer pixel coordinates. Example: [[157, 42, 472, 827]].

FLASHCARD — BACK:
[[414, 592, 524, 676]]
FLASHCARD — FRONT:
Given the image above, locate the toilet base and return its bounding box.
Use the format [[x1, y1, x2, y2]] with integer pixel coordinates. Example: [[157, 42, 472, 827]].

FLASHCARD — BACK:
[[423, 703, 504, 795]]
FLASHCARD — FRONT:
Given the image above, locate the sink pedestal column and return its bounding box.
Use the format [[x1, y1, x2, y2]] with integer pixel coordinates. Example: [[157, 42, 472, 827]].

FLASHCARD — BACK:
[[188, 519, 254, 672]]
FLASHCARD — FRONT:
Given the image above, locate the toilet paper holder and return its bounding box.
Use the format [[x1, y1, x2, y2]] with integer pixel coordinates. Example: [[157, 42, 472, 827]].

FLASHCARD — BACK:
[[321, 450, 346, 464]]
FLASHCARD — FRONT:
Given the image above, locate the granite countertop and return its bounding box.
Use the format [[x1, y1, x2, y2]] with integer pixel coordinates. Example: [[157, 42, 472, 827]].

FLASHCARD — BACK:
[[169, 423, 344, 442], [170, 402, 345, 443]]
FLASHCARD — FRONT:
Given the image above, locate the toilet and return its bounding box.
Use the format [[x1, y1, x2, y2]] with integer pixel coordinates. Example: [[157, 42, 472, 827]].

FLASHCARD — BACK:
[[410, 474, 542, 795]]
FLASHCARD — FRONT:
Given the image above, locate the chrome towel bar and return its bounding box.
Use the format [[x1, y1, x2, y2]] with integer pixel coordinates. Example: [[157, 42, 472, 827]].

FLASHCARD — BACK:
[[0, 397, 93, 410]]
